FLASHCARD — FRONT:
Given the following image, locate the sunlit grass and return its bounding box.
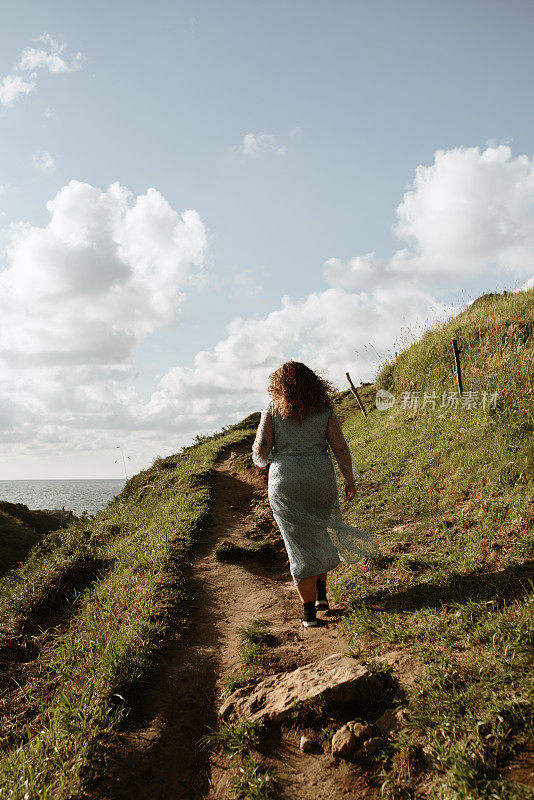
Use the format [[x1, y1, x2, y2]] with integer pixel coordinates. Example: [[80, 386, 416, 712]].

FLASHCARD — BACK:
[[332, 289, 534, 797], [0, 417, 258, 800]]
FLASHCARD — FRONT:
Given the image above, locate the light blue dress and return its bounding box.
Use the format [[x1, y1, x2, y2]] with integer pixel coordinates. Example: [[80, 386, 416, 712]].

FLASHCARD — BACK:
[[252, 402, 379, 582]]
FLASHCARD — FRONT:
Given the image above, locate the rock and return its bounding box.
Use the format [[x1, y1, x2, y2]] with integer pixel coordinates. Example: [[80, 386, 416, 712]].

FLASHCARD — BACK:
[[351, 721, 373, 741], [300, 734, 314, 752], [375, 707, 409, 736], [219, 653, 382, 723], [331, 724, 357, 759], [331, 720, 374, 760], [359, 736, 382, 756]]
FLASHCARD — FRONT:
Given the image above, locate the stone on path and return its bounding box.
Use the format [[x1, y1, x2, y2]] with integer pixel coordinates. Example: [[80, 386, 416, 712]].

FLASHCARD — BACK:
[[331, 720, 373, 759], [219, 653, 382, 724], [359, 736, 382, 756]]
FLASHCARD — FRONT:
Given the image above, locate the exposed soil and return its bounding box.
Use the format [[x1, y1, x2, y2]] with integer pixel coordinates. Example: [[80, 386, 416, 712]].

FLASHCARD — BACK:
[[89, 446, 380, 800]]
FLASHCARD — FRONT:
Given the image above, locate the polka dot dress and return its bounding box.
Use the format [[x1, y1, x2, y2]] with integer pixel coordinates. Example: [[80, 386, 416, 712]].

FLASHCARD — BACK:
[[253, 402, 379, 583]]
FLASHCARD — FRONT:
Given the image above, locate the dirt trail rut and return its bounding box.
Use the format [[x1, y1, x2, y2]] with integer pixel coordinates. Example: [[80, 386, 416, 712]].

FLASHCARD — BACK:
[[94, 445, 374, 800]]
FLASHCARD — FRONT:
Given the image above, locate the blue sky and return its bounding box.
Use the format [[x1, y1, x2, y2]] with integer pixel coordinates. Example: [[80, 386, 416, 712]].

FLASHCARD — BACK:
[[1, 0, 534, 478]]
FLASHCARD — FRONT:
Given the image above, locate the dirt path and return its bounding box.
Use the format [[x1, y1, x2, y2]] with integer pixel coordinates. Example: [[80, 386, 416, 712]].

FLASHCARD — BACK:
[[93, 446, 375, 800]]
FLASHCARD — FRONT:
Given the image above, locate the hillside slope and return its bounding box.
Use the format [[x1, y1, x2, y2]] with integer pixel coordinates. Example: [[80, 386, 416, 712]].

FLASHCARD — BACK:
[[0, 501, 74, 575], [0, 288, 532, 800], [331, 287, 534, 797]]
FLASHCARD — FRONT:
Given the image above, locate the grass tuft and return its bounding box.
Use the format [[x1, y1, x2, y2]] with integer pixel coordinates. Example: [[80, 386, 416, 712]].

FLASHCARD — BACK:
[[198, 718, 263, 758], [213, 540, 276, 562], [230, 754, 276, 800]]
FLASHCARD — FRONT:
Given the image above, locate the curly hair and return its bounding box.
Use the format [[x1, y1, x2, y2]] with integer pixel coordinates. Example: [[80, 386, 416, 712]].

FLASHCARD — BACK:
[[267, 361, 336, 424]]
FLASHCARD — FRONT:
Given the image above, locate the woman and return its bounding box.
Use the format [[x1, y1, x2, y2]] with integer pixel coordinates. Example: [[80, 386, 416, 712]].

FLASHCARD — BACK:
[[252, 361, 378, 627]]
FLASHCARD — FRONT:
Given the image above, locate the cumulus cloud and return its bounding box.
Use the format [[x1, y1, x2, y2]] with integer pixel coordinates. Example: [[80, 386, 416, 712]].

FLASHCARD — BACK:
[[390, 145, 534, 284], [2, 144, 534, 474], [239, 132, 286, 158], [323, 252, 391, 291], [32, 150, 55, 173], [145, 144, 534, 434], [325, 145, 534, 293], [0, 33, 84, 110], [144, 285, 456, 436], [0, 180, 206, 462], [0, 180, 206, 364]]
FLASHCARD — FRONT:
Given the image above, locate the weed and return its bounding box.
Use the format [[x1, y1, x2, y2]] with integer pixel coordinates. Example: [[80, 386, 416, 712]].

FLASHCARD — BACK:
[[198, 718, 263, 758], [230, 755, 276, 800], [239, 620, 270, 672], [238, 619, 270, 647]]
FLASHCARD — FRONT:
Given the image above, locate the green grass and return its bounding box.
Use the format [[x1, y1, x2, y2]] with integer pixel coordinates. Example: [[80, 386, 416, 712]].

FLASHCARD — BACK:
[[2, 287, 533, 798], [198, 692, 275, 800], [0, 502, 74, 577], [0, 417, 258, 800], [213, 539, 276, 562], [329, 287, 534, 798], [221, 619, 272, 696], [230, 755, 276, 800], [0, 510, 42, 575], [239, 619, 270, 671], [198, 718, 264, 758]]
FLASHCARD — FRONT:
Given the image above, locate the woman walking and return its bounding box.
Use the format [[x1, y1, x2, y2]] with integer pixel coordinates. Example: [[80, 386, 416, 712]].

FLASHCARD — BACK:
[[252, 361, 379, 627]]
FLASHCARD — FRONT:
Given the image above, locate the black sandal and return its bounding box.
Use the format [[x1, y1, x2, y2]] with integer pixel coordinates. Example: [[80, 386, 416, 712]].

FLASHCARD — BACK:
[[301, 600, 318, 627]]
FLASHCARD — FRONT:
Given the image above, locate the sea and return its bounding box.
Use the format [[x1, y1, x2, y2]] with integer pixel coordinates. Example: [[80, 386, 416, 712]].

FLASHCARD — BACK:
[[0, 479, 126, 517]]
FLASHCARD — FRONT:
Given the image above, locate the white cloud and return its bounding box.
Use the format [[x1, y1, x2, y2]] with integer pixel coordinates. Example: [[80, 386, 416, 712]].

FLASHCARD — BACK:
[[145, 144, 534, 435], [0, 180, 206, 462], [0, 180, 206, 364], [239, 132, 286, 158], [390, 144, 534, 284], [0, 73, 37, 108], [2, 144, 534, 474], [323, 252, 391, 291], [232, 267, 263, 298], [325, 145, 534, 292], [18, 33, 84, 74], [0, 34, 84, 110], [144, 285, 457, 436], [518, 276, 534, 292], [32, 150, 55, 173]]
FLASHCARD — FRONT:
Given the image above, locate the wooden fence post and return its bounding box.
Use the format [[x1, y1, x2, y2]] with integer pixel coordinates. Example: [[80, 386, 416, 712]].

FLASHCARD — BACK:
[[346, 372, 367, 417], [451, 338, 463, 396]]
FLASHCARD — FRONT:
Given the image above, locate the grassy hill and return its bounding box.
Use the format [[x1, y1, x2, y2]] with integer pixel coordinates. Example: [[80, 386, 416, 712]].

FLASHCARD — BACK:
[[331, 287, 534, 797], [0, 502, 75, 576], [0, 287, 532, 799]]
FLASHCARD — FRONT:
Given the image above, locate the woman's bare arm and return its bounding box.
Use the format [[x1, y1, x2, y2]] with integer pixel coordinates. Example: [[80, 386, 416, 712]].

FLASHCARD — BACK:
[[252, 406, 274, 468], [327, 409, 359, 489]]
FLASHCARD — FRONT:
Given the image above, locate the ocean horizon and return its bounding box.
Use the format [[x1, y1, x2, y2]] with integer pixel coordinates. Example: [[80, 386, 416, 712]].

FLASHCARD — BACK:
[[0, 479, 126, 516]]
